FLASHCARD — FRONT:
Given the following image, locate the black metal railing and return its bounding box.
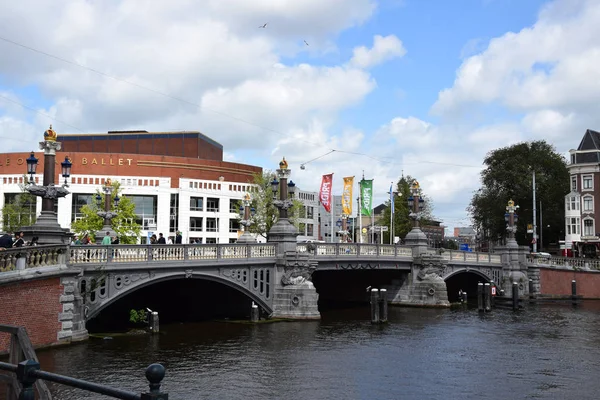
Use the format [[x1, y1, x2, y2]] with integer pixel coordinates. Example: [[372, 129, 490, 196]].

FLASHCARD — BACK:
[[0, 359, 168, 400]]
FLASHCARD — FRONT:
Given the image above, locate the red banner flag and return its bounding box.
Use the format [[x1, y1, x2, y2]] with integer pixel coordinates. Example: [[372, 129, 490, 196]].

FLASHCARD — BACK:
[[319, 173, 334, 213]]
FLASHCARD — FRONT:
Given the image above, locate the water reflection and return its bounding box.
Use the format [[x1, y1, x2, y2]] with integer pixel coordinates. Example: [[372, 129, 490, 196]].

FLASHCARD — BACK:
[[7, 303, 600, 399]]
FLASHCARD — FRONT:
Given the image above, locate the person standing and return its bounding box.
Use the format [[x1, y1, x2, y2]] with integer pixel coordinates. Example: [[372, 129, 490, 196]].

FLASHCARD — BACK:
[[157, 233, 166, 244], [13, 231, 25, 248], [175, 231, 182, 244], [102, 231, 112, 245]]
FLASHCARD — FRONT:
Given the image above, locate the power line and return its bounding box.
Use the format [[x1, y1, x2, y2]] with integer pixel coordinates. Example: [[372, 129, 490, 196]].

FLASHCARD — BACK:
[[0, 35, 483, 169]]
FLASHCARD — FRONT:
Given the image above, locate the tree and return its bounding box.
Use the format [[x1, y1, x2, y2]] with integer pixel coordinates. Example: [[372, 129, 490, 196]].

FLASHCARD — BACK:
[[71, 181, 142, 243], [378, 175, 435, 243], [1, 177, 37, 233], [468, 140, 569, 248], [243, 171, 302, 240]]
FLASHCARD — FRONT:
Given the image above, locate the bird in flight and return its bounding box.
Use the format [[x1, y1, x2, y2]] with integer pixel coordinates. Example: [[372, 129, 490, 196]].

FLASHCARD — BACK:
[[304, 40, 309, 46], [259, 23, 268, 28]]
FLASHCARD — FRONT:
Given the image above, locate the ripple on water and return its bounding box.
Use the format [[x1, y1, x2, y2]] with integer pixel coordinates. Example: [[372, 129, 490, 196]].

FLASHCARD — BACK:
[[11, 302, 599, 400]]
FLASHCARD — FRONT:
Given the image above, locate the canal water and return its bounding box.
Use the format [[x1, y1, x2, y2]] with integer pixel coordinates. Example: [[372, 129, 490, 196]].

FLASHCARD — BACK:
[[22, 303, 600, 399]]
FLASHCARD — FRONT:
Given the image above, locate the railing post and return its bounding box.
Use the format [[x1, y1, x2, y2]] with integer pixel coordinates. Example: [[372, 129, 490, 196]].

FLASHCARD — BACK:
[[17, 359, 40, 400], [147, 245, 153, 262], [141, 363, 168, 400]]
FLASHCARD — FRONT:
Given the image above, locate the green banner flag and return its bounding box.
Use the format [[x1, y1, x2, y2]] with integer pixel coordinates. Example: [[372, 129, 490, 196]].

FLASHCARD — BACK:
[[360, 179, 373, 216]]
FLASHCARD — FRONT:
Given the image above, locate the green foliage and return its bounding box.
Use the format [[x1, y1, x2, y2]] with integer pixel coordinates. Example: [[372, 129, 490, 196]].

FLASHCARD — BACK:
[[129, 309, 148, 324], [378, 175, 435, 243], [1, 177, 37, 233], [71, 181, 141, 243], [243, 171, 302, 239], [468, 140, 569, 247]]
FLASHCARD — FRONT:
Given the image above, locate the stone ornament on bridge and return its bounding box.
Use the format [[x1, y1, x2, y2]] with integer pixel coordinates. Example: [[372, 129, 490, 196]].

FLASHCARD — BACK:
[[505, 199, 520, 238], [281, 258, 317, 287]]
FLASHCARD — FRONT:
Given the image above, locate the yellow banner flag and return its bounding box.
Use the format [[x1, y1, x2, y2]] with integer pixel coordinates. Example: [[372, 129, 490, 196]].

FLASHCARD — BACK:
[[342, 176, 354, 215]]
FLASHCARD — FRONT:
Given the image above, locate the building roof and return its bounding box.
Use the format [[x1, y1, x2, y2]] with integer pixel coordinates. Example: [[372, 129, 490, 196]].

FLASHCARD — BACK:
[[60, 130, 223, 150], [574, 129, 600, 164]]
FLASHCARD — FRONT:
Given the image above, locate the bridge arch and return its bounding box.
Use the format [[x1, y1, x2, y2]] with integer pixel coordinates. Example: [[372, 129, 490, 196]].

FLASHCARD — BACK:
[[84, 271, 273, 321], [444, 268, 492, 302]]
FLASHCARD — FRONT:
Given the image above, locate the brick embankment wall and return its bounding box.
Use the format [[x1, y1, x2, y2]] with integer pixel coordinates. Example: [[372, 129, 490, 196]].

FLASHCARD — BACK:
[[539, 267, 600, 299], [0, 278, 63, 353]]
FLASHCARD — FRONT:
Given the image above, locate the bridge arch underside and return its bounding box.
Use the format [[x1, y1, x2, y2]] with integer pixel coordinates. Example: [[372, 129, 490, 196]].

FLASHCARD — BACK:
[[444, 270, 491, 303], [312, 269, 408, 309], [86, 274, 271, 333]]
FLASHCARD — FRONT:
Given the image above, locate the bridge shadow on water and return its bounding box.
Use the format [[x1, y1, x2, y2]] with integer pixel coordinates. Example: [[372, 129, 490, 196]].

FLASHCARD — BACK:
[[86, 279, 255, 333], [445, 271, 491, 303]]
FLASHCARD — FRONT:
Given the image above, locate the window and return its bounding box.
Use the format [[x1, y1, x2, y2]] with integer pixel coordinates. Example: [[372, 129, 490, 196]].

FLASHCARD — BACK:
[[571, 154, 575, 164], [131, 195, 157, 226], [3, 193, 37, 229], [567, 217, 580, 235], [190, 197, 203, 211], [206, 238, 217, 244], [229, 200, 240, 213], [307, 224, 314, 236], [170, 194, 179, 233], [583, 196, 593, 212], [567, 196, 580, 211], [583, 175, 593, 190], [206, 198, 219, 212], [71, 194, 93, 221], [229, 218, 240, 233], [571, 176, 577, 192], [306, 206, 314, 219], [190, 217, 203, 231], [584, 219, 594, 236], [206, 217, 218, 232]]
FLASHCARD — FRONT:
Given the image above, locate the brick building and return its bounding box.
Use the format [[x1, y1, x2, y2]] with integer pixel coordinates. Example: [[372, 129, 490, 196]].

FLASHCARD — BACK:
[[0, 129, 264, 244]]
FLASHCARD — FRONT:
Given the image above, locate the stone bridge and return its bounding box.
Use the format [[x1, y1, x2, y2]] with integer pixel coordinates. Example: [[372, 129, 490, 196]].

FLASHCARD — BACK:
[[4, 238, 563, 351]]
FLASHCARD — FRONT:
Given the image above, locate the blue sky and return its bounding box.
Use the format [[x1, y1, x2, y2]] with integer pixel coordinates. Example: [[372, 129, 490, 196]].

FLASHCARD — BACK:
[[1, 0, 599, 233]]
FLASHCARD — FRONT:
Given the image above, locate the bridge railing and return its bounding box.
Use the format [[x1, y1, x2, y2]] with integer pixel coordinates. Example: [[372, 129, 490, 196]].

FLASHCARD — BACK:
[[527, 255, 600, 271], [0, 245, 67, 273], [440, 249, 502, 264], [69, 243, 277, 264], [296, 243, 413, 257]]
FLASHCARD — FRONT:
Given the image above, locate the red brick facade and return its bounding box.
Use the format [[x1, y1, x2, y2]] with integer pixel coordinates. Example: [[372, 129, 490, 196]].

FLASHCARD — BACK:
[[0, 278, 63, 353], [539, 268, 600, 299], [60, 131, 223, 161]]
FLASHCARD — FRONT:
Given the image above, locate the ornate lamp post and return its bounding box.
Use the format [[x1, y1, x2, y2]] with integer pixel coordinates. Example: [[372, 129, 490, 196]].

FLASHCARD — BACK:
[[404, 180, 428, 250], [237, 193, 257, 243], [505, 199, 519, 244], [338, 214, 349, 242], [22, 125, 72, 244], [95, 179, 120, 244], [267, 157, 298, 254]]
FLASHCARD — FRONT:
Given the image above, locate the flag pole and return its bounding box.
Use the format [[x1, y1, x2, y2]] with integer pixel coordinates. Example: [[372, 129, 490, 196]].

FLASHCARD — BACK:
[[358, 179, 362, 244], [390, 181, 393, 245], [331, 173, 335, 243]]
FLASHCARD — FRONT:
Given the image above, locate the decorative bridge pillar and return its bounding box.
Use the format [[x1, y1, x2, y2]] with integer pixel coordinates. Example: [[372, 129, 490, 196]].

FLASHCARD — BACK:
[[267, 158, 320, 319], [400, 181, 449, 307], [496, 199, 530, 296]]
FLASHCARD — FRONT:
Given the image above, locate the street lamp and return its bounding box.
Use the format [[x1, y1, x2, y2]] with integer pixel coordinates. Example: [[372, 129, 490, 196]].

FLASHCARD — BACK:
[[267, 157, 299, 251], [272, 158, 295, 218], [338, 214, 349, 243], [237, 192, 257, 243], [22, 125, 72, 244], [407, 181, 425, 228], [505, 199, 519, 244], [95, 178, 119, 244], [403, 180, 429, 250]]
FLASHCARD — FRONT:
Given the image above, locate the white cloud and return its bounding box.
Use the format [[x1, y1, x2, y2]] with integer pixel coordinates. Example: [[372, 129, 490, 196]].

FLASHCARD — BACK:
[[432, 0, 600, 117], [350, 34, 406, 69]]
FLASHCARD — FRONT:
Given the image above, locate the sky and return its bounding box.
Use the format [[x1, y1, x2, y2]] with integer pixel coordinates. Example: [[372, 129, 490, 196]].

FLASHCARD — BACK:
[[1, 0, 599, 234]]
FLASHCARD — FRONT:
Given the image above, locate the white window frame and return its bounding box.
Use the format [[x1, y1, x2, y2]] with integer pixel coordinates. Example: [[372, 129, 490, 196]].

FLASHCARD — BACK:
[[569, 196, 580, 211], [583, 195, 594, 212], [582, 175, 593, 190], [571, 176, 577, 192], [567, 217, 580, 235], [583, 218, 594, 237]]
